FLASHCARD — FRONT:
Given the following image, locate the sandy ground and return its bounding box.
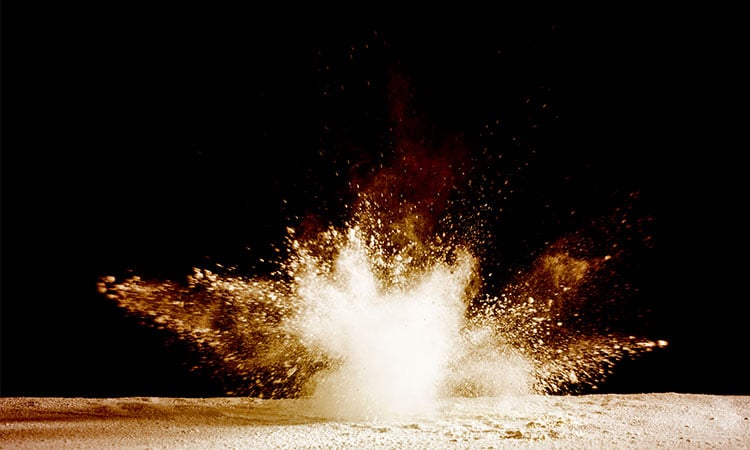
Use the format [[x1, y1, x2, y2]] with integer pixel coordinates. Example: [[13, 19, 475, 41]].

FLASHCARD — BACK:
[[1, 394, 749, 449]]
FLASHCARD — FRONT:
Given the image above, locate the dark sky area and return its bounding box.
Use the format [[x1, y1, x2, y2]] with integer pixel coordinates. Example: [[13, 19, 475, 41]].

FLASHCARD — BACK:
[[2, 5, 746, 396]]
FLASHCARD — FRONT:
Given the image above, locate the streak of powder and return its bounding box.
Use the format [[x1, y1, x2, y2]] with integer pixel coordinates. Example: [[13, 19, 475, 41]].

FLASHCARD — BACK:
[[284, 70, 483, 419]]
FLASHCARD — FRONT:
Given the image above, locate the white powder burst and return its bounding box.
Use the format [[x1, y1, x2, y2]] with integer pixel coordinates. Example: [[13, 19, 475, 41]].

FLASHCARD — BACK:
[[288, 227, 475, 419], [101, 213, 664, 421]]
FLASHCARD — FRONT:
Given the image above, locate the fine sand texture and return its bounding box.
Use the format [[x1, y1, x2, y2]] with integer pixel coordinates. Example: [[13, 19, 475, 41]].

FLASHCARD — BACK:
[[2, 394, 749, 449]]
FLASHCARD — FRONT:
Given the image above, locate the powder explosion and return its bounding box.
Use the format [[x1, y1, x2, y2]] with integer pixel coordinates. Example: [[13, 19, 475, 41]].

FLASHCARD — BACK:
[[98, 157, 665, 420], [98, 63, 665, 421]]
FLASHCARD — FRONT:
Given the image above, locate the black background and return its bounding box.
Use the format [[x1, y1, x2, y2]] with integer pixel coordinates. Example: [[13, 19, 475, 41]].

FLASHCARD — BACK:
[[2, 5, 747, 396]]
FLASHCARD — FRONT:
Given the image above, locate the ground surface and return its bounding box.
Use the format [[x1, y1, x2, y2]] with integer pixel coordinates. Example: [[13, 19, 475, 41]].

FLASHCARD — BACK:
[[1, 394, 749, 449]]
